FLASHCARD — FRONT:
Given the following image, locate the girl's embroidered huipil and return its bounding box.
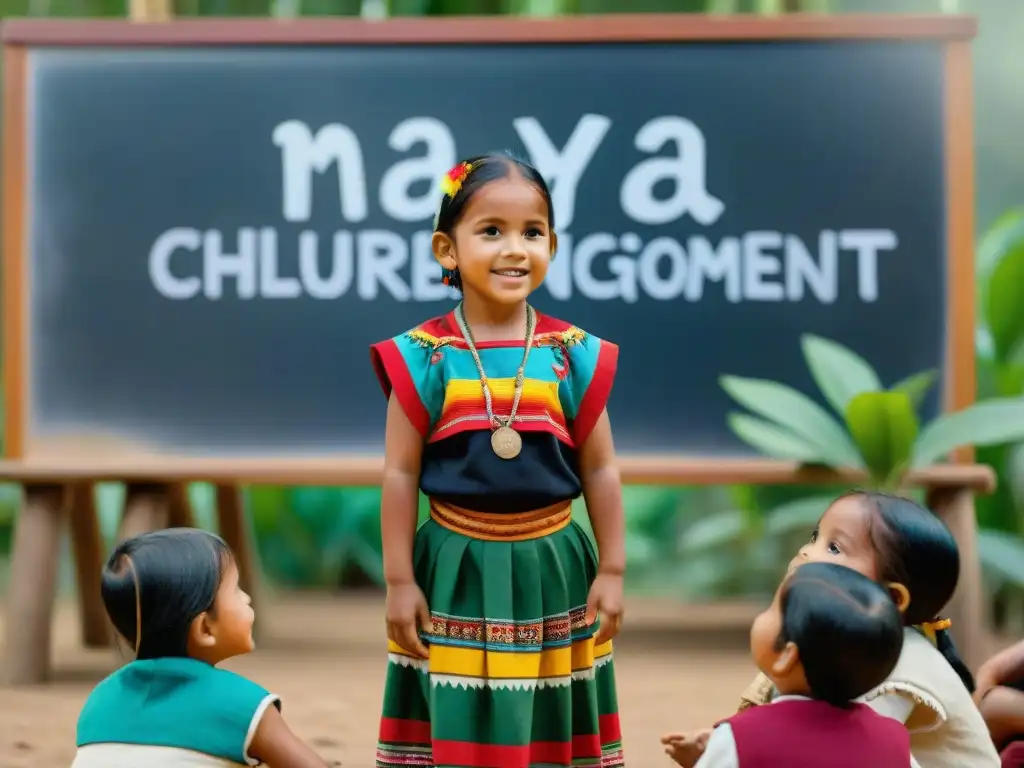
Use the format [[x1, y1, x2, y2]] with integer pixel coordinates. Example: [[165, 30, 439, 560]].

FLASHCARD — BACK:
[[371, 309, 618, 514], [370, 309, 624, 768]]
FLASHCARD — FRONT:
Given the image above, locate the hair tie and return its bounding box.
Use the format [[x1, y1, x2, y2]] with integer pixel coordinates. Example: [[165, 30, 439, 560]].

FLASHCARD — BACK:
[[919, 617, 951, 645], [440, 161, 473, 198], [122, 554, 143, 655]]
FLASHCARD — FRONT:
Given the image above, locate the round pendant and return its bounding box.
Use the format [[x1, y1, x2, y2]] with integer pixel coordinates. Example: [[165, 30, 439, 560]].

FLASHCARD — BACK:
[[491, 426, 522, 460]]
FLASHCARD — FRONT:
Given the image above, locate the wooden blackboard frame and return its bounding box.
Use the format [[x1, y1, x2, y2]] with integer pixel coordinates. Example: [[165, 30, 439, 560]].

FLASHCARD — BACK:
[[2, 13, 978, 476], [0, 15, 992, 686]]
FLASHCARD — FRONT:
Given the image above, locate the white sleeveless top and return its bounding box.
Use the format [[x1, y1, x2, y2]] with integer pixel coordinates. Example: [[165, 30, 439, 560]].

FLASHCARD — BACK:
[[72, 744, 246, 767]]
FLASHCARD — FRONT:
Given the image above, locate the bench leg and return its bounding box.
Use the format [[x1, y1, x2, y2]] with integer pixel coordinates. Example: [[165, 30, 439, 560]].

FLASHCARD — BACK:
[[118, 483, 169, 542], [167, 483, 195, 529], [0, 484, 66, 685], [215, 484, 261, 628], [68, 482, 110, 648]]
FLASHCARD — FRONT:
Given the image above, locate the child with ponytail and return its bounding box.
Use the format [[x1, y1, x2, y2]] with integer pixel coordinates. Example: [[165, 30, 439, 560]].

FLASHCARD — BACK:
[[664, 491, 1000, 768], [73, 529, 329, 768]]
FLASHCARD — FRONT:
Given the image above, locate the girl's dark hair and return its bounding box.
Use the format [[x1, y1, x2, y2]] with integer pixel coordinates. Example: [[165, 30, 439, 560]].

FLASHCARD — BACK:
[[101, 528, 232, 660], [845, 490, 975, 692], [433, 152, 555, 292], [777, 561, 904, 707]]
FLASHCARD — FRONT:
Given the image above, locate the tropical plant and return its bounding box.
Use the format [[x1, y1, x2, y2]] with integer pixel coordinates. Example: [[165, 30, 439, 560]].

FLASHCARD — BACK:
[[721, 335, 1024, 488], [718, 333, 1024, 589], [974, 208, 1024, 533]]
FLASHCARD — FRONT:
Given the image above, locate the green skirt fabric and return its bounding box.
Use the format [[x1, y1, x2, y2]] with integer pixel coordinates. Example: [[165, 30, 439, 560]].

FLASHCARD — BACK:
[[376, 516, 624, 768]]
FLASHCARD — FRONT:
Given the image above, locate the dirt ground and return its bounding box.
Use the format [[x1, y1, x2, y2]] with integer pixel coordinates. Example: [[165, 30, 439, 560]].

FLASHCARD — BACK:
[[0, 593, 760, 768]]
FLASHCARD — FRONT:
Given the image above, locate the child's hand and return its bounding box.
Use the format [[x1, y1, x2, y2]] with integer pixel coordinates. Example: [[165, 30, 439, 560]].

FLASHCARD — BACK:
[[385, 581, 431, 659], [586, 572, 624, 646], [660, 730, 710, 768]]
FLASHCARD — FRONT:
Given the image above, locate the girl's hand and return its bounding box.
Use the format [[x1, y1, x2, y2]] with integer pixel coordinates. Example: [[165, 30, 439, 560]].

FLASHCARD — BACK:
[[660, 729, 710, 768], [586, 571, 624, 646], [386, 581, 431, 659]]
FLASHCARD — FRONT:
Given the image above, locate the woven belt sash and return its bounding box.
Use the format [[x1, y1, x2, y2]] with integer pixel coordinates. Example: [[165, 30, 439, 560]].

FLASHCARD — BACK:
[[429, 499, 572, 541]]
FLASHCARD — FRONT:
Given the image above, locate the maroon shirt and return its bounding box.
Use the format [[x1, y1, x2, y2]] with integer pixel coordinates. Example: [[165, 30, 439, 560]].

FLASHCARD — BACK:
[[721, 699, 911, 767], [1002, 741, 1024, 768]]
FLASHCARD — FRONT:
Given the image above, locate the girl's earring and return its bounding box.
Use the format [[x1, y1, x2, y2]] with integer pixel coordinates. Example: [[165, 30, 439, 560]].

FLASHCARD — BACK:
[[441, 265, 461, 290], [886, 582, 911, 613]]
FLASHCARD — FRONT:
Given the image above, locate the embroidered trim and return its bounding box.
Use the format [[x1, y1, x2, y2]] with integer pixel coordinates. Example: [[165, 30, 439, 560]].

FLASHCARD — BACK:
[[430, 499, 572, 542], [406, 326, 585, 354], [862, 682, 947, 733]]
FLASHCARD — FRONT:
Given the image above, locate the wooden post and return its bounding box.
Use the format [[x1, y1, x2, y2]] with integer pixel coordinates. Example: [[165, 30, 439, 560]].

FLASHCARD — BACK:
[[926, 485, 987, 670], [167, 482, 196, 529], [215, 483, 260, 612], [119, 483, 170, 541], [67, 482, 109, 648], [0, 484, 65, 685]]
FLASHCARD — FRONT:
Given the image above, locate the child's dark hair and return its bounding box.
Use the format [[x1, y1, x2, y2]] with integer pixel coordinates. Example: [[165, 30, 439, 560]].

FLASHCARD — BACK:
[[433, 152, 554, 292], [778, 561, 904, 707], [101, 528, 232, 660], [844, 490, 975, 692]]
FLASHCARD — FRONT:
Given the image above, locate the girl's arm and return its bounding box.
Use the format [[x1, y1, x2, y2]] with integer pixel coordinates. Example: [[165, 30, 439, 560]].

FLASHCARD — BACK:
[[979, 686, 1024, 750], [381, 392, 424, 586], [977, 639, 1024, 696], [381, 393, 431, 659], [579, 409, 625, 576], [248, 706, 330, 768]]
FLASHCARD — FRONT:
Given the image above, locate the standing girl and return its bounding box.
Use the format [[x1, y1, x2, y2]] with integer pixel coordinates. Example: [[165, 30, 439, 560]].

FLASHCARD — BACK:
[[370, 153, 626, 768]]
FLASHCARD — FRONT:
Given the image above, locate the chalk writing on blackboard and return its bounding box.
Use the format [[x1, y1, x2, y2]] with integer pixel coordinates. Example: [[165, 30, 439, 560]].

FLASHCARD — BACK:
[[147, 114, 897, 305]]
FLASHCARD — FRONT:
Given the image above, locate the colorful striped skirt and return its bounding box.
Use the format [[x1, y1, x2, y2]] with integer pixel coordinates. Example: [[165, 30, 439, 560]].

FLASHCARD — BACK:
[[377, 499, 624, 768]]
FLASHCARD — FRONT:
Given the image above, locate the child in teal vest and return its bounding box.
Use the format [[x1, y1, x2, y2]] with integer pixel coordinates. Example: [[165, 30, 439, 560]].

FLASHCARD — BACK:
[[73, 528, 328, 767]]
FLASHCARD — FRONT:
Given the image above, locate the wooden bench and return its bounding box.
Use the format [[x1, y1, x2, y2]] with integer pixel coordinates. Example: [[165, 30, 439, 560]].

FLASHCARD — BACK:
[[0, 457, 996, 685]]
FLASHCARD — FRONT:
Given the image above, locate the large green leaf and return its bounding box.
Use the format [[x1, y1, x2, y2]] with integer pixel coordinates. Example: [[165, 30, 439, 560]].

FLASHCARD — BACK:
[[845, 391, 919, 488], [912, 399, 1024, 468], [801, 334, 882, 416], [977, 528, 1024, 588], [720, 375, 862, 466], [984, 240, 1024, 366], [726, 413, 828, 463], [977, 208, 1024, 290], [890, 370, 937, 412], [764, 495, 834, 536]]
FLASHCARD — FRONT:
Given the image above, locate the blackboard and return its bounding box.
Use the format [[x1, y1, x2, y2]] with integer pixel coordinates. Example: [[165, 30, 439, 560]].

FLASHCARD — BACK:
[[12, 29, 959, 460]]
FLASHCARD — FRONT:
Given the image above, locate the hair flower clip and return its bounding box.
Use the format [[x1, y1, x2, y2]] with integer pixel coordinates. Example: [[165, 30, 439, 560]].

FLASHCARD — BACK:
[[440, 161, 473, 198]]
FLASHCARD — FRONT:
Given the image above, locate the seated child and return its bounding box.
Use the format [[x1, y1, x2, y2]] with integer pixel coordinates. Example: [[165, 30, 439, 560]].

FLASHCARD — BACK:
[[693, 561, 915, 768], [976, 639, 1024, 766], [72, 528, 329, 768], [667, 491, 1001, 768]]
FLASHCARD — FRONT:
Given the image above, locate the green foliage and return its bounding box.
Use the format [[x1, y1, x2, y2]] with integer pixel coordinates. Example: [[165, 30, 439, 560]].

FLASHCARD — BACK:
[[672, 493, 832, 598], [912, 400, 1024, 469], [719, 375, 862, 466], [844, 390, 917, 488], [722, 331, 1024, 587], [724, 333, 1024, 486], [801, 334, 882, 415], [973, 209, 1024, 543]]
